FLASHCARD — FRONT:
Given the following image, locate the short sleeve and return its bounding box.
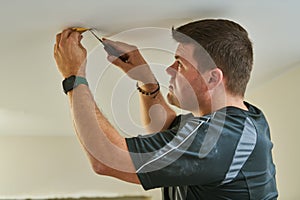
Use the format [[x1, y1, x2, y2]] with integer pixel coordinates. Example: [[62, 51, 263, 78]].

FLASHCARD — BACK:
[[126, 113, 240, 190]]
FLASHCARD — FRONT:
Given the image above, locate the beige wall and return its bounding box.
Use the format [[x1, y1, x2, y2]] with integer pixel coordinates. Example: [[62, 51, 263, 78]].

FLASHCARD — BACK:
[[0, 136, 160, 199], [247, 64, 300, 200]]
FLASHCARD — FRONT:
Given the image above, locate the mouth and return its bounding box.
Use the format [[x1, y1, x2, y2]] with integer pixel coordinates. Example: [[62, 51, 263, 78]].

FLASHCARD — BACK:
[[168, 82, 174, 91], [169, 78, 175, 91]]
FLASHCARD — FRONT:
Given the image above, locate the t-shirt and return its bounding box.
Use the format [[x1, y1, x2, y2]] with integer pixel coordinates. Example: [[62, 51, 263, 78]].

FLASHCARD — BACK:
[[126, 102, 278, 199]]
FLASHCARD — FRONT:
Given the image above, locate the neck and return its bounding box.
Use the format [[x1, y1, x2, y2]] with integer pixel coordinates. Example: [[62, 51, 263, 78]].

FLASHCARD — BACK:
[[224, 95, 248, 111], [192, 93, 248, 117]]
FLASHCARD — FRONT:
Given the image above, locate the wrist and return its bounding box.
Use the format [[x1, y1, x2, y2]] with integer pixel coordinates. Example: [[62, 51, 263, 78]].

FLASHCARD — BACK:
[[62, 75, 89, 95], [137, 81, 158, 90], [137, 81, 160, 98], [63, 72, 86, 79], [60, 63, 87, 79]]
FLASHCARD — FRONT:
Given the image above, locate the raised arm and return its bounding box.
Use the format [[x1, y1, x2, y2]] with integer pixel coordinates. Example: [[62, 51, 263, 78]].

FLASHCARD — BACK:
[[54, 29, 139, 183], [103, 39, 176, 133]]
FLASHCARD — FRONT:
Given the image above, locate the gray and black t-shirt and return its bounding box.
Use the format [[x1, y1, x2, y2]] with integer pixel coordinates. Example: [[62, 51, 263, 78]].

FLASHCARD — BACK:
[[126, 102, 278, 199]]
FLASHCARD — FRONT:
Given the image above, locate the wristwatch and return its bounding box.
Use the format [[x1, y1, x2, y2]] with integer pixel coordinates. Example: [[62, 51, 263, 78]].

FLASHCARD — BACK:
[[62, 75, 89, 94]]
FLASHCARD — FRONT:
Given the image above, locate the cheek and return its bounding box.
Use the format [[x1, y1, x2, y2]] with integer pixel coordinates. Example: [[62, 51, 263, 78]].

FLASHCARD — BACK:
[[192, 73, 209, 92], [175, 73, 202, 90], [195, 80, 208, 94], [174, 74, 189, 92], [174, 75, 197, 99], [180, 75, 209, 104]]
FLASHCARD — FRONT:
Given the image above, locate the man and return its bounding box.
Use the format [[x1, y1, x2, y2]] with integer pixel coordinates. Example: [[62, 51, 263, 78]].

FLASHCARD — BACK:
[[54, 19, 278, 199]]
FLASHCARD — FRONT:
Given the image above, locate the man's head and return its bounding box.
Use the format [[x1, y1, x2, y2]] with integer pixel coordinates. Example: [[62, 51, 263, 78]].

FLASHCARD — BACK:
[[172, 19, 253, 97]]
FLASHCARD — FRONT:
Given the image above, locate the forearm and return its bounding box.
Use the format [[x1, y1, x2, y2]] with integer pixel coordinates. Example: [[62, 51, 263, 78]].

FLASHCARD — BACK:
[[138, 82, 176, 133], [54, 29, 139, 183], [102, 39, 177, 133], [68, 84, 136, 174]]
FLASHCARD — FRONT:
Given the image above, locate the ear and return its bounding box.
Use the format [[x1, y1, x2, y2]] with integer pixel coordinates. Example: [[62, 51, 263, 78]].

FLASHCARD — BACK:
[[206, 68, 223, 90]]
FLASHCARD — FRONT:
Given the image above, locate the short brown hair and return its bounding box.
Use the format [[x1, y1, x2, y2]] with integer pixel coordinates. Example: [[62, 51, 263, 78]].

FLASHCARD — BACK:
[[172, 19, 253, 97]]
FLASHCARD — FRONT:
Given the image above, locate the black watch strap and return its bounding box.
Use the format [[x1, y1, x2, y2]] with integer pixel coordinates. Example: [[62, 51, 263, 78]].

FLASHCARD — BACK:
[[62, 75, 89, 94]]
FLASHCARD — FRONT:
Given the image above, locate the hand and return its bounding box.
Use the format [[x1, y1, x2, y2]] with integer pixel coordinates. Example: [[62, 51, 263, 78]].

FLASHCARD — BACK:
[[103, 39, 156, 84], [54, 28, 87, 78]]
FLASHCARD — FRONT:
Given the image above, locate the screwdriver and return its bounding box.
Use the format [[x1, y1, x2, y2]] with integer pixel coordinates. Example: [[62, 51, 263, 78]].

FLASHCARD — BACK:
[[72, 27, 129, 63]]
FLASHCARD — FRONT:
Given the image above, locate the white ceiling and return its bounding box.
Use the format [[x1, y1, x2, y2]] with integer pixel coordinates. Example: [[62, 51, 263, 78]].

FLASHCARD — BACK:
[[0, 0, 299, 136]]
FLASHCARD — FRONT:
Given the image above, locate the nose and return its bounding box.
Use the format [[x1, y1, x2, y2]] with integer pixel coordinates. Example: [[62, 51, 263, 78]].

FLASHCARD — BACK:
[[166, 62, 177, 76]]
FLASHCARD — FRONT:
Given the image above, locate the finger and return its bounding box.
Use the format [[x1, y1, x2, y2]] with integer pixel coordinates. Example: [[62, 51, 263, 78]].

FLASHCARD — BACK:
[[69, 31, 82, 44], [60, 28, 73, 41], [107, 54, 130, 67], [102, 39, 123, 50], [54, 44, 58, 54], [56, 33, 62, 46], [62, 28, 73, 36], [103, 38, 135, 53], [54, 33, 61, 52], [53, 44, 61, 62]]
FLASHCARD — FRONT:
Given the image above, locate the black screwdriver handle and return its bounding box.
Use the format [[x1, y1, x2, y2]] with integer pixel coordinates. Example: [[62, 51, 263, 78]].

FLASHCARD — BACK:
[[103, 43, 129, 63]]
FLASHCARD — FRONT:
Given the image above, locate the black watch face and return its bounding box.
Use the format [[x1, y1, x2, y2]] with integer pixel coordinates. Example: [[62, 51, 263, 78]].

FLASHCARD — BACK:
[[63, 75, 76, 93], [66, 76, 76, 85]]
